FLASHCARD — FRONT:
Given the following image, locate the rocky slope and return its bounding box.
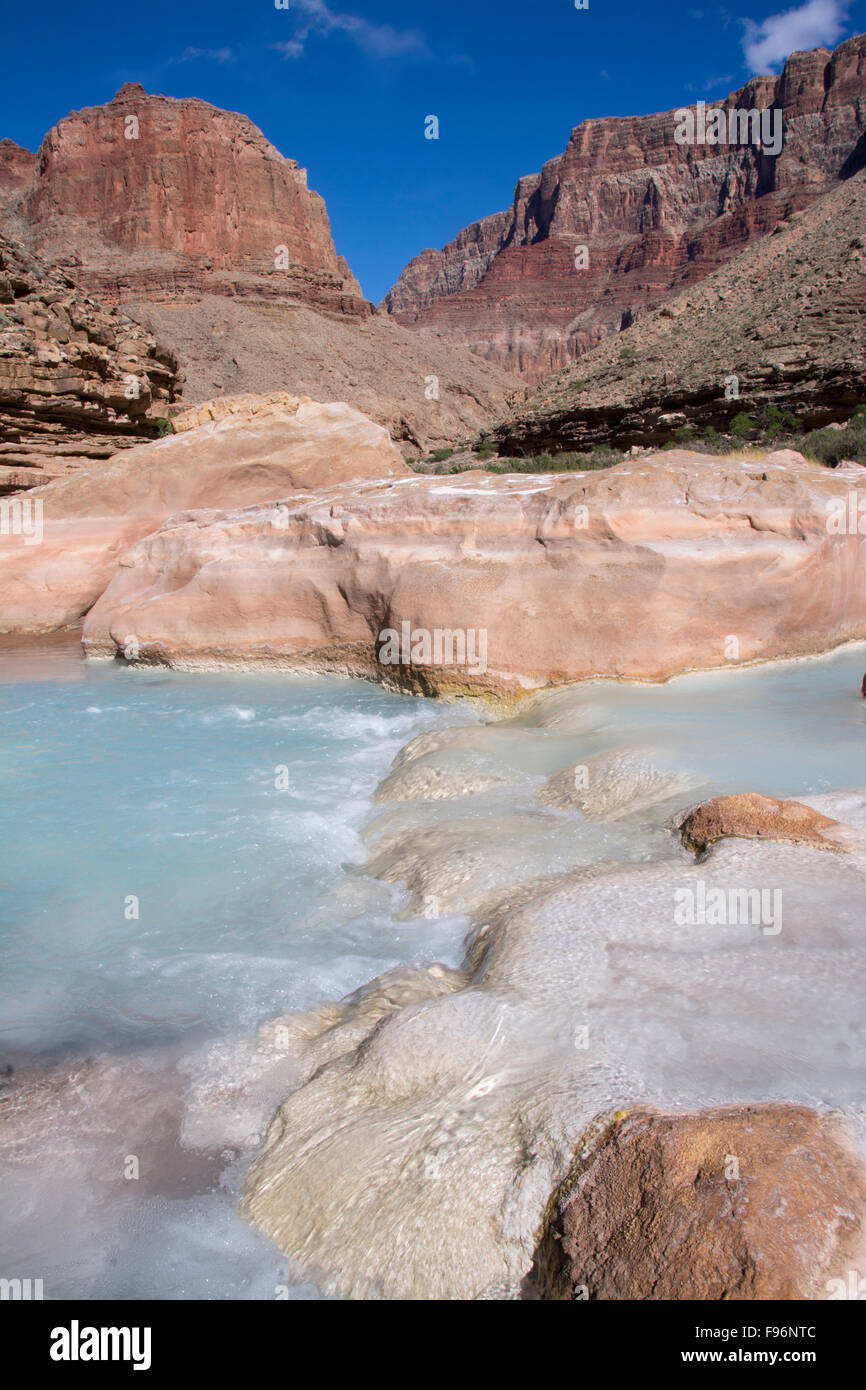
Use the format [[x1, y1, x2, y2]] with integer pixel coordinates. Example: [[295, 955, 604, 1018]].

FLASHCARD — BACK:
[[2, 87, 523, 451], [129, 294, 525, 451], [0, 230, 179, 493], [492, 169, 866, 453], [383, 35, 866, 382]]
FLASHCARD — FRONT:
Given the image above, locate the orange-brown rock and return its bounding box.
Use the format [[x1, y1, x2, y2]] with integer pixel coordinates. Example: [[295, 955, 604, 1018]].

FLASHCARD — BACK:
[[384, 35, 866, 382], [0, 229, 179, 491], [532, 1105, 866, 1300], [680, 793, 848, 853], [0, 138, 33, 211]]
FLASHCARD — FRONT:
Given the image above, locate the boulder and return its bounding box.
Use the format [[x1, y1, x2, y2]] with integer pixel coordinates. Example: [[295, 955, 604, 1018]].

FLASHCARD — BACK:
[[532, 1105, 866, 1300], [0, 396, 408, 633], [680, 793, 848, 854]]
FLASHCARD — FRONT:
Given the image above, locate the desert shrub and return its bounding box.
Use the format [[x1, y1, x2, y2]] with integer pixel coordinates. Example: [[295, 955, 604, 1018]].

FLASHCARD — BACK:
[[153, 417, 175, 437], [730, 412, 759, 439], [430, 447, 454, 462], [801, 419, 866, 466], [475, 444, 497, 459], [763, 404, 799, 440], [485, 448, 622, 474]]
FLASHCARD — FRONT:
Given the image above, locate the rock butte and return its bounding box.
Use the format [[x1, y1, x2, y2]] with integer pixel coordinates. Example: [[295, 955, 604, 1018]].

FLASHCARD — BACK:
[[1, 84, 366, 318], [384, 35, 866, 382], [0, 86, 523, 452]]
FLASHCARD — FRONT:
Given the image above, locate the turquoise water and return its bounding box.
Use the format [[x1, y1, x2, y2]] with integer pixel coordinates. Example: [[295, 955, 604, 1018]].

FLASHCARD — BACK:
[[0, 651, 473, 1300], [1, 640, 865, 1299], [0, 658, 468, 1059]]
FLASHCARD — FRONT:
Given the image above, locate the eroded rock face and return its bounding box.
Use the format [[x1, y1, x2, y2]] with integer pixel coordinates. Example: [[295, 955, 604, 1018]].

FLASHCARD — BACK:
[[384, 36, 866, 382], [0, 230, 179, 491], [532, 1105, 866, 1300], [67, 450, 866, 692], [495, 169, 866, 453], [680, 793, 849, 853], [8, 84, 366, 320], [0, 396, 408, 632]]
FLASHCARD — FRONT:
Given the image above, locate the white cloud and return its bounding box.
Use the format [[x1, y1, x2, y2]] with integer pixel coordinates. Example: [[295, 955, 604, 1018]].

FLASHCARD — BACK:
[[176, 47, 235, 64], [742, 0, 849, 73], [273, 0, 429, 62], [686, 72, 735, 92]]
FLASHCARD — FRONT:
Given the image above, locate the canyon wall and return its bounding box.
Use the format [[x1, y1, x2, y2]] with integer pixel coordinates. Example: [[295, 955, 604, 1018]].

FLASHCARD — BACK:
[[492, 168, 866, 453], [383, 35, 866, 381]]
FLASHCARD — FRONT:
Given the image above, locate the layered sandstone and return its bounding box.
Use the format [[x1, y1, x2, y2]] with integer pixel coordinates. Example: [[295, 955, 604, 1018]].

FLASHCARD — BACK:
[[384, 35, 866, 381], [0, 138, 33, 211], [493, 169, 866, 453], [27, 448, 863, 691], [0, 230, 179, 492], [5, 84, 367, 320]]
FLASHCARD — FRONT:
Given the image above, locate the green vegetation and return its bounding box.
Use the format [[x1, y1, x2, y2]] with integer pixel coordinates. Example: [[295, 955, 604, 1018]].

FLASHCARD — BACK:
[[800, 418, 866, 466], [679, 403, 866, 466], [728, 404, 803, 444], [153, 417, 175, 437], [485, 447, 622, 474], [730, 411, 759, 439], [408, 404, 866, 475]]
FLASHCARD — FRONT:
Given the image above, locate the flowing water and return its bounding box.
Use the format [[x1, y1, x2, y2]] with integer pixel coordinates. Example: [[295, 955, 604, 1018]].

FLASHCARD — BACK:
[[1, 638, 865, 1298]]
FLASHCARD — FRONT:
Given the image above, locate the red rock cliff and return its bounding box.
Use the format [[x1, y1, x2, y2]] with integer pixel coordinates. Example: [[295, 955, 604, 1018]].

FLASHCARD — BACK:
[[5, 84, 369, 319], [383, 35, 866, 381]]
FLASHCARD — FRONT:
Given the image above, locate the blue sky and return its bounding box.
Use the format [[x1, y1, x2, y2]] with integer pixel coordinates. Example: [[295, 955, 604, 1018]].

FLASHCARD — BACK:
[[2, 0, 864, 302]]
